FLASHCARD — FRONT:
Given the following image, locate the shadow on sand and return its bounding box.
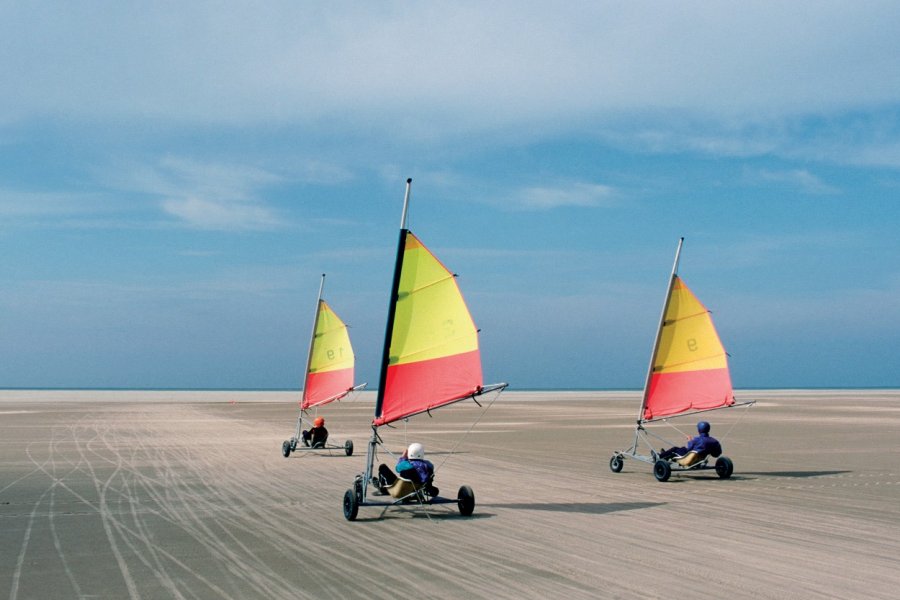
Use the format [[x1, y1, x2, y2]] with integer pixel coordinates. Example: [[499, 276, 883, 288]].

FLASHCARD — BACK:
[[480, 501, 664, 515], [353, 509, 496, 522], [662, 469, 852, 482], [738, 470, 851, 478]]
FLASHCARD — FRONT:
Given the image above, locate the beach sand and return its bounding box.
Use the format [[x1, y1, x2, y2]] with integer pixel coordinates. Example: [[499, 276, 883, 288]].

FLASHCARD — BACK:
[[2, 389, 899, 599]]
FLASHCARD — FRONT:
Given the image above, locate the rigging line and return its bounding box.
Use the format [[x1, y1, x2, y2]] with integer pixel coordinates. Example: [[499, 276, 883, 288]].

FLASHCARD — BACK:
[[660, 418, 691, 440], [639, 426, 681, 449], [433, 388, 502, 473], [718, 401, 753, 442]]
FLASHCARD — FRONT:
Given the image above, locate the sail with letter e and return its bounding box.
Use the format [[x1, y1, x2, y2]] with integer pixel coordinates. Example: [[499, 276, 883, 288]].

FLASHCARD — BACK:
[[640, 243, 734, 421]]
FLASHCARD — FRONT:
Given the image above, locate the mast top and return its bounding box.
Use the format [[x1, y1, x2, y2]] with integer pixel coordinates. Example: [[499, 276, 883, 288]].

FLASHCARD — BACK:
[[672, 237, 685, 277], [400, 178, 412, 230]]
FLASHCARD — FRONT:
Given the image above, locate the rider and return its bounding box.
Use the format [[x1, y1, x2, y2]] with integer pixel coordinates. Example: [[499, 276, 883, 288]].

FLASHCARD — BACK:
[[301, 416, 328, 448], [377, 442, 438, 497], [659, 421, 722, 460]]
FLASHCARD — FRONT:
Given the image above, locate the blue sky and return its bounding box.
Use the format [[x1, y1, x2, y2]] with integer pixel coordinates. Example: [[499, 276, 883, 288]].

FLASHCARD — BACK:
[[1, 2, 899, 389]]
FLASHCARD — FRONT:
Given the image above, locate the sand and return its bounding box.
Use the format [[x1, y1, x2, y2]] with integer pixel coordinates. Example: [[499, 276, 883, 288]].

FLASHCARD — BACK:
[[2, 389, 899, 599]]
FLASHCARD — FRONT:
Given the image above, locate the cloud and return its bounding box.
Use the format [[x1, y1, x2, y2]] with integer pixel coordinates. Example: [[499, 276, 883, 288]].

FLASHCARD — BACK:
[[509, 182, 616, 211], [0, 190, 145, 229], [103, 156, 286, 231], [160, 196, 280, 231], [0, 191, 94, 218], [683, 233, 864, 271], [3, 3, 899, 135], [751, 168, 840, 195]]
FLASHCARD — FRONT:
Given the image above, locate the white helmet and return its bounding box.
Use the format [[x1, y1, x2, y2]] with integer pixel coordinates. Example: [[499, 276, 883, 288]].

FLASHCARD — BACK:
[[407, 442, 425, 460]]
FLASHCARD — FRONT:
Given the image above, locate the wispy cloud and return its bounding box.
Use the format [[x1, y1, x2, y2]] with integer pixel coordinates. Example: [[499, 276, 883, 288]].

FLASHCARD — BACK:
[[687, 233, 863, 271], [3, 4, 899, 138], [0, 190, 143, 229], [0, 191, 94, 218], [509, 182, 616, 211], [751, 168, 840, 195], [105, 156, 286, 231], [160, 196, 280, 231]]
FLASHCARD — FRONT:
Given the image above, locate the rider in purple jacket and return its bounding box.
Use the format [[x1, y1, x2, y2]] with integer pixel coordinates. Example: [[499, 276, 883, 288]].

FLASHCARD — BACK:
[[659, 421, 722, 460]]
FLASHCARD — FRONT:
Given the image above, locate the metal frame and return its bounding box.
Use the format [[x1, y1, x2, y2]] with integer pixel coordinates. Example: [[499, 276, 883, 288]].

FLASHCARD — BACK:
[[282, 383, 368, 457], [344, 179, 506, 520], [300, 274, 327, 410], [282, 272, 366, 458], [636, 237, 683, 422], [611, 238, 753, 481], [347, 384, 507, 518]]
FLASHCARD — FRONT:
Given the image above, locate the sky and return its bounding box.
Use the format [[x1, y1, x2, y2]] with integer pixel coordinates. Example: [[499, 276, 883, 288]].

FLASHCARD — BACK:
[[1, 2, 899, 390]]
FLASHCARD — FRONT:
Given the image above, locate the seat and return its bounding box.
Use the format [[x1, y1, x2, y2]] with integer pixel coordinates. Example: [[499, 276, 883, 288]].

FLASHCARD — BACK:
[[386, 477, 418, 498], [386, 475, 436, 502], [676, 451, 705, 467]]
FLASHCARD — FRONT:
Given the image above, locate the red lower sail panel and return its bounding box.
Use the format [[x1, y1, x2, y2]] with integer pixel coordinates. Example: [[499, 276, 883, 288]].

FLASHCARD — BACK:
[[375, 350, 483, 426], [644, 368, 734, 420], [302, 367, 355, 410]]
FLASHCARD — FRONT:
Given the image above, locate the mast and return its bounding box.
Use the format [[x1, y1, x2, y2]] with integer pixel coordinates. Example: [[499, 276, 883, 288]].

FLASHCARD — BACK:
[[637, 237, 684, 423], [374, 178, 412, 420], [300, 274, 326, 408]]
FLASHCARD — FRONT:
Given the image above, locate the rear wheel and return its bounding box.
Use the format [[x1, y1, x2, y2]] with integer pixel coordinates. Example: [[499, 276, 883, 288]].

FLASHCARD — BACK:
[[281, 440, 291, 458], [715, 456, 734, 479], [343, 489, 359, 521], [609, 454, 624, 473], [654, 459, 671, 482], [344, 440, 354, 456], [457, 485, 475, 516]]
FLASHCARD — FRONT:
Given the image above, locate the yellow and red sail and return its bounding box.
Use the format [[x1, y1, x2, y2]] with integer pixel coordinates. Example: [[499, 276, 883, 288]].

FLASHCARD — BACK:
[[302, 300, 355, 410], [374, 232, 483, 426], [643, 276, 734, 420]]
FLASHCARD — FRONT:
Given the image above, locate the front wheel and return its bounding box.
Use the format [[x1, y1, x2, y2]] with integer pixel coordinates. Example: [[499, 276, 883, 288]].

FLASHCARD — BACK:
[[654, 459, 671, 482], [715, 456, 734, 479], [457, 485, 475, 516], [609, 454, 624, 473], [344, 440, 354, 456], [281, 440, 291, 458], [343, 489, 359, 521]]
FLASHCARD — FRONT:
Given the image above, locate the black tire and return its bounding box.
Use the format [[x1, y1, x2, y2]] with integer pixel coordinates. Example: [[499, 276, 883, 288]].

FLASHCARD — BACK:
[[457, 485, 475, 516], [654, 459, 671, 482], [344, 440, 354, 456], [715, 456, 734, 479], [609, 454, 624, 473], [343, 489, 359, 521], [281, 440, 291, 458]]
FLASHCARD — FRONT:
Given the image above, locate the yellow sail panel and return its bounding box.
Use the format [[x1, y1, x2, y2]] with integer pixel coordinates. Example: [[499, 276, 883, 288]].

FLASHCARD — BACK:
[[309, 300, 354, 375], [654, 277, 728, 374], [390, 233, 479, 366]]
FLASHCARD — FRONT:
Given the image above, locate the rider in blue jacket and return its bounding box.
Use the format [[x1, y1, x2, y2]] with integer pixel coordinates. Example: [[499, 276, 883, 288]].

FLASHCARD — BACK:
[[377, 443, 438, 496]]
